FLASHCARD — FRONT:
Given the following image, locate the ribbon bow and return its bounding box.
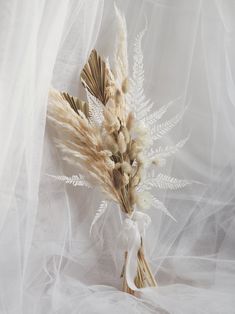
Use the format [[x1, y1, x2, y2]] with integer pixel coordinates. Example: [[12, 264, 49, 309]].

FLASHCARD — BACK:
[[119, 211, 151, 291]]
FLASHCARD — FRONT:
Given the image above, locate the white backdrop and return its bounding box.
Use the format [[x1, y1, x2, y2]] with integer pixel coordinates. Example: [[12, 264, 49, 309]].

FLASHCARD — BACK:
[[0, 0, 235, 313]]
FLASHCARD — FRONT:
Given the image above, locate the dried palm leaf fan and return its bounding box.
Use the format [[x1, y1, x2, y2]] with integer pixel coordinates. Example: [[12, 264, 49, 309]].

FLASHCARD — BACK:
[[81, 49, 114, 105], [61, 92, 90, 118], [47, 6, 190, 295]]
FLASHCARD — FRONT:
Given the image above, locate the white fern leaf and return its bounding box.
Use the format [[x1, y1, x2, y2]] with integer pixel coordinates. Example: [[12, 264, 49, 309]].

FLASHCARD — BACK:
[[128, 25, 149, 115], [143, 98, 176, 127], [149, 136, 189, 159], [83, 82, 103, 126], [151, 109, 186, 141], [145, 173, 191, 190], [47, 174, 91, 188], [90, 200, 108, 235], [136, 100, 154, 121], [150, 195, 176, 222]]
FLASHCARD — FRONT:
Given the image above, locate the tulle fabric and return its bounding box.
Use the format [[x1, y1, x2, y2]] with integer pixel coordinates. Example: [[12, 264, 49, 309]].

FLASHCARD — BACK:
[[0, 0, 235, 313]]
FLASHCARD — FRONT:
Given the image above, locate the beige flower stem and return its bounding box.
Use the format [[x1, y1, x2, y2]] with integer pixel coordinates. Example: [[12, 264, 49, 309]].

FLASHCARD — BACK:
[[122, 242, 157, 295]]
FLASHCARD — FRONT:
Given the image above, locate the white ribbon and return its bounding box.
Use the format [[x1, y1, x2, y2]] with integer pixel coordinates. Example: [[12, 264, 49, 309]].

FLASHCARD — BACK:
[[118, 211, 151, 291]]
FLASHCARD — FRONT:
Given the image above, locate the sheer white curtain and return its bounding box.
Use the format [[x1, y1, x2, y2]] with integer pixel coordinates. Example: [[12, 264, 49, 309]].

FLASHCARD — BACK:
[[0, 0, 235, 313], [0, 0, 103, 313]]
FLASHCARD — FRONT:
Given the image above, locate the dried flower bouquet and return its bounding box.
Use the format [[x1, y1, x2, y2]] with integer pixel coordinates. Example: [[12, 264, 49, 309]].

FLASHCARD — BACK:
[[47, 7, 190, 294]]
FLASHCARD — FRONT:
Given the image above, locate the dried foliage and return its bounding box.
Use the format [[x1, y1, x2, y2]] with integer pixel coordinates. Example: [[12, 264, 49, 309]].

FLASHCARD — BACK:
[[47, 7, 190, 295], [61, 92, 90, 118], [81, 49, 115, 105]]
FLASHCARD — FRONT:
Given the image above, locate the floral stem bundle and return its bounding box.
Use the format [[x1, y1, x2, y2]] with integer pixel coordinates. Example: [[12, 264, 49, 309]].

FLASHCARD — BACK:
[[47, 6, 190, 294]]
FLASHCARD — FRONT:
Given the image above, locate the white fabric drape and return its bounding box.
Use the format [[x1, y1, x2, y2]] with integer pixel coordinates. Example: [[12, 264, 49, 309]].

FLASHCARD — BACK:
[[0, 0, 235, 313]]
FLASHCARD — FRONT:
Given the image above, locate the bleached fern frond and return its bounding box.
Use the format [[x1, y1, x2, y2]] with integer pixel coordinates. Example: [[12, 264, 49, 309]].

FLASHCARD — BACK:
[[85, 87, 104, 126], [114, 4, 128, 84], [90, 200, 108, 235], [136, 100, 154, 121], [128, 25, 148, 114], [47, 174, 91, 188], [149, 194, 176, 222], [148, 136, 189, 159], [144, 173, 191, 190], [151, 109, 186, 141], [144, 98, 177, 127]]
